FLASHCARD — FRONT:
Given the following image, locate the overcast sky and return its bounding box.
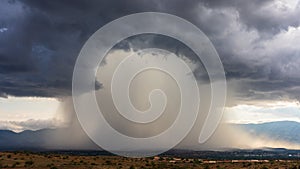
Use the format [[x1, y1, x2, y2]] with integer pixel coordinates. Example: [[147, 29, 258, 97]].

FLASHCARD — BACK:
[[0, 0, 300, 131]]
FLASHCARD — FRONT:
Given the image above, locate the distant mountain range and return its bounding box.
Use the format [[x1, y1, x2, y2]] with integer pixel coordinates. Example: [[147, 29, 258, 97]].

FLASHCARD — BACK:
[[0, 121, 299, 150], [0, 128, 99, 151], [234, 121, 300, 144]]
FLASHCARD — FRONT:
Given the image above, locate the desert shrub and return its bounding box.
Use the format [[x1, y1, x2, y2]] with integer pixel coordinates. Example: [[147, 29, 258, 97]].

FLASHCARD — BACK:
[[157, 163, 167, 169], [105, 160, 112, 165], [62, 156, 69, 159], [290, 165, 297, 169], [11, 163, 17, 168], [204, 165, 210, 169], [25, 160, 34, 166], [193, 159, 201, 164], [46, 163, 54, 167]]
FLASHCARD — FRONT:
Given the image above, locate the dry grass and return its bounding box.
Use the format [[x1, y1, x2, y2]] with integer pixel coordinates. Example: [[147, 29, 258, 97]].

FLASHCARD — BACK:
[[0, 152, 299, 169]]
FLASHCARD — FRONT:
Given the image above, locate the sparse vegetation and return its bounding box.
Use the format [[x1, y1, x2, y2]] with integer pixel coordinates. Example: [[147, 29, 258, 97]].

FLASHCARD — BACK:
[[0, 151, 298, 169], [25, 160, 34, 166]]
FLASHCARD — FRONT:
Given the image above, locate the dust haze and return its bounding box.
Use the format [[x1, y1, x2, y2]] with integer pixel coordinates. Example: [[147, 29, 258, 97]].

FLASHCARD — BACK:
[[45, 49, 300, 150]]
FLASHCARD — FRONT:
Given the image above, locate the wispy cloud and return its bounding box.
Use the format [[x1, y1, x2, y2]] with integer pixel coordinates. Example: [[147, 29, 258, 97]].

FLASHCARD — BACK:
[[0, 27, 8, 33], [224, 101, 300, 124], [0, 118, 66, 132]]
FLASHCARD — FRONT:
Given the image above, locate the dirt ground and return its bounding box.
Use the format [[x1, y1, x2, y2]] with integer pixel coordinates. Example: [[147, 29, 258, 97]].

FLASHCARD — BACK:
[[0, 152, 299, 169]]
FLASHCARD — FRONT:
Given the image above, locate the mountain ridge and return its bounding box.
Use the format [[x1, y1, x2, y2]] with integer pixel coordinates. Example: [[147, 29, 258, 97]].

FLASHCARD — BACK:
[[0, 121, 299, 150], [231, 120, 300, 144]]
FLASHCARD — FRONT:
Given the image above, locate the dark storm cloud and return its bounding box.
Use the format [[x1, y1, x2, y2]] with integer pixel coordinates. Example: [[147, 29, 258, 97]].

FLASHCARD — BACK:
[[0, 0, 153, 97], [1, 0, 300, 102], [0, 0, 204, 97]]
